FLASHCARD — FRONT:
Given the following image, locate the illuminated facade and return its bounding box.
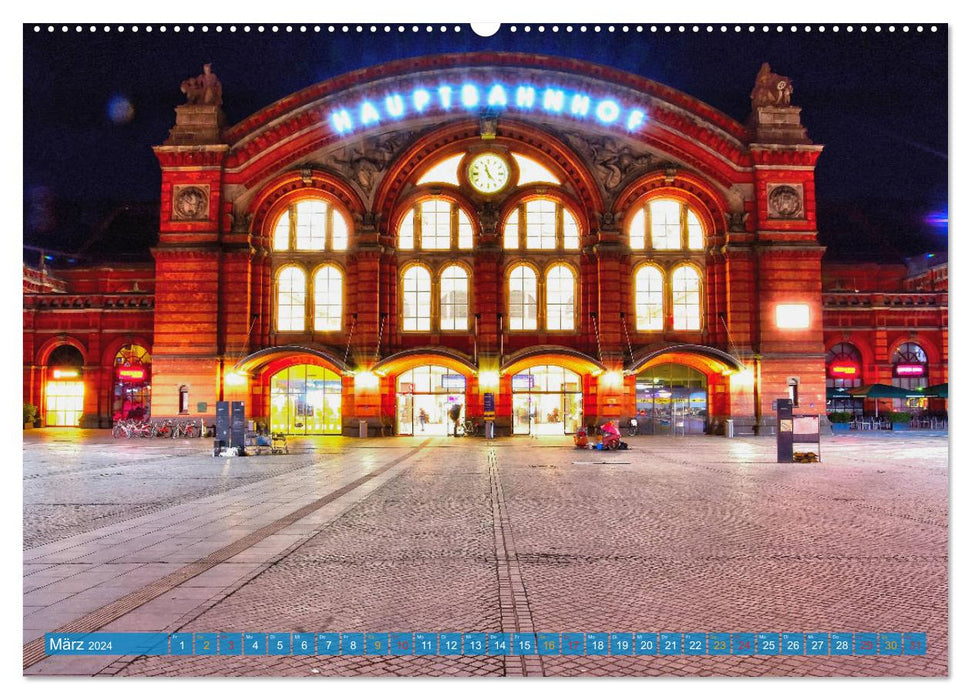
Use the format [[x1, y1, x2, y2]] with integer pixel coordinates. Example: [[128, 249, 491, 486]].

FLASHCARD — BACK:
[[22, 53, 946, 434]]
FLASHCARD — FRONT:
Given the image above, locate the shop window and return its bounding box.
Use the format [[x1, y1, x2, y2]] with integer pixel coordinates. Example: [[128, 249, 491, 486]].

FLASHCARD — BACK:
[[628, 197, 707, 251], [826, 342, 863, 389], [440, 265, 469, 331], [272, 198, 350, 252], [276, 266, 306, 332], [397, 198, 474, 250], [45, 344, 85, 427], [891, 342, 929, 391], [503, 198, 581, 250], [113, 344, 152, 422], [635, 265, 664, 331], [313, 265, 343, 332], [545, 264, 576, 331], [508, 264, 538, 330], [402, 265, 432, 331], [672, 264, 702, 331]]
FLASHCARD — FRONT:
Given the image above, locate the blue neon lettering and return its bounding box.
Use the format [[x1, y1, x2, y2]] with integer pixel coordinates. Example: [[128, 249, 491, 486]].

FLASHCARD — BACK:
[[413, 88, 431, 112], [595, 99, 620, 123], [570, 94, 591, 116], [385, 94, 405, 118], [460, 83, 480, 108], [515, 85, 536, 108], [331, 109, 353, 134], [487, 84, 508, 107], [626, 109, 646, 130], [543, 89, 565, 112], [360, 101, 380, 125], [438, 86, 453, 109]]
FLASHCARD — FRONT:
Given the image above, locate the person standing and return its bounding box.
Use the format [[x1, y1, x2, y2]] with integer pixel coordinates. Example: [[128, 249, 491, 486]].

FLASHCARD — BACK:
[[449, 402, 462, 437]]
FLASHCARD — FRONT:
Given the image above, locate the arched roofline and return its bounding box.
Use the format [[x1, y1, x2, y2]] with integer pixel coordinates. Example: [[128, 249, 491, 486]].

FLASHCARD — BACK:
[[626, 343, 745, 375], [500, 345, 607, 375], [372, 347, 478, 377], [234, 345, 354, 375]]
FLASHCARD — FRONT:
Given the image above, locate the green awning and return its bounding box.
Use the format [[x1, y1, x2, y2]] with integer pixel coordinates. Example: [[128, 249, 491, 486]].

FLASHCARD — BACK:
[[925, 383, 948, 399], [826, 388, 856, 400], [845, 383, 918, 399]]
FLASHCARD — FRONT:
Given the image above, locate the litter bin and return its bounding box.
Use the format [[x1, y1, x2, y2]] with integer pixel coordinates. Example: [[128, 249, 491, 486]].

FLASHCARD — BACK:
[[725, 419, 734, 438], [485, 420, 495, 440], [358, 419, 368, 438]]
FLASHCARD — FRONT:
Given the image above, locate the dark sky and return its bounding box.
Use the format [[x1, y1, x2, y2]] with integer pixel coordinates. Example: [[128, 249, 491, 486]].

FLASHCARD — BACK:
[[22, 24, 948, 263]]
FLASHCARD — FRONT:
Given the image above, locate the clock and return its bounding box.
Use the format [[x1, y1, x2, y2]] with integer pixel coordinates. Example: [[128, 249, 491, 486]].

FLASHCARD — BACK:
[[466, 152, 511, 195]]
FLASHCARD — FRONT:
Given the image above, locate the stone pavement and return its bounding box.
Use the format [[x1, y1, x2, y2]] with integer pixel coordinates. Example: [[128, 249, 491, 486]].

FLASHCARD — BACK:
[[22, 430, 948, 677]]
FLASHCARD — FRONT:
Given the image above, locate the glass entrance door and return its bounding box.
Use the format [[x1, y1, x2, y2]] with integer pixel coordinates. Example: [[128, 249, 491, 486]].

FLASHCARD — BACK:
[[635, 363, 708, 435], [45, 381, 84, 426], [269, 364, 342, 435], [511, 365, 583, 435]]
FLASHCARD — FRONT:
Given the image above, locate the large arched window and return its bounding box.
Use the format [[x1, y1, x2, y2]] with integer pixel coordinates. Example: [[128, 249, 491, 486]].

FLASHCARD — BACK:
[[272, 198, 349, 251], [397, 198, 474, 250], [634, 265, 665, 331], [891, 342, 929, 390], [402, 265, 432, 331], [277, 266, 306, 331], [508, 265, 538, 331], [440, 265, 470, 332], [826, 342, 863, 389], [313, 265, 343, 332], [504, 198, 581, 250], [545, 264, 576, 331], [628, 198, 706, 251], [671, 265, 702, 331]]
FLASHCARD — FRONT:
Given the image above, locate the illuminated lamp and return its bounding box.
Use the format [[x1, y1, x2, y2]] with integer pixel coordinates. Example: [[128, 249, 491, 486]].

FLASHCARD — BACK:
[[895, 364, 925, 377], [478, 371, 500, 391], [775, 303, 811, 329], [733, 367, 756, 388], [355, 371, 380, 390], [52, 368, 79, 379], [224, 370, 248, 387], [829, 364, 859, 377], [601, 371, 623, 388]]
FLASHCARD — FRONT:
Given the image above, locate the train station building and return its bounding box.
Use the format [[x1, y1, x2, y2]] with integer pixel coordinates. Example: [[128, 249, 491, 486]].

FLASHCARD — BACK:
[[22, 53, 948, 436]]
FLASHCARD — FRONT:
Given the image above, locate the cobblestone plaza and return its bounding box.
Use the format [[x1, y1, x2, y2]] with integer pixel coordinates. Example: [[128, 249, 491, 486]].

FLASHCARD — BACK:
[[22, 430, 947, 677]]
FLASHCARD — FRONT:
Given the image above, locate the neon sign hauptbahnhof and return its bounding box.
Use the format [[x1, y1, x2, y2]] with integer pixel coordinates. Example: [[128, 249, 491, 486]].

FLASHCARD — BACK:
[[329, 82, 648, 135]]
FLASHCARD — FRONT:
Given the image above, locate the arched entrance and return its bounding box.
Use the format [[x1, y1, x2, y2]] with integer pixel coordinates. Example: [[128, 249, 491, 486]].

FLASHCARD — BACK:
[[269, 364, 342, 434], [45, 345, 85, 427], [511, 364, 583, 435], [635, 363, 708, 435], [112, 344, 152, 422], [395, 365, 466, 436]]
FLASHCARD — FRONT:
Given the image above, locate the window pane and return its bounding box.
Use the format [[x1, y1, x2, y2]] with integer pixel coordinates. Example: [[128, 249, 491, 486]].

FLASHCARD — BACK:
[[563, 210, 580, 249], [295, 200, 328, 250], [635, 266, 664, 331], [314, 266, 342, 331], [628, 208, 645, 250], [415, 153, 463, 186], [504, 209, 519, 249], [440, 265, 469, 331], [686, 209, 704, 250], [398, 209, 414, 249], [512, 153, 561, 186], [273, 211, 290, 250], [525, 199, 557, 249], [545, 265, 575, 330], [277, 266, 306, 331], [403, 266, 432, 331], [509, 265, 538, 330], [457, 209, 474, 249], [672, 265, 701, 330], [650, 199, 681, 250], [420, 199, 452, 249], [331, 210, 349, 250]]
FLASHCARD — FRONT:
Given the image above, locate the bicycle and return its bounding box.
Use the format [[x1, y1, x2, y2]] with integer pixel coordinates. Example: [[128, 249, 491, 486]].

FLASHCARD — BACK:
[[625, 418, 639, 437], [460, 419, 478, 437]]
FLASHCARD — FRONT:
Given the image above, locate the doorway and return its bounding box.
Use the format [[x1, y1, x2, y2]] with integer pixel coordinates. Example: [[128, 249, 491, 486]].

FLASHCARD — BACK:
[[510, 365, 582, 435], [635, 363, 708, 435]]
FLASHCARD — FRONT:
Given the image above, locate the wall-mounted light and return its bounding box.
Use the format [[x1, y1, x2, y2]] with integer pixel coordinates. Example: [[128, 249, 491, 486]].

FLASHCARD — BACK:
[[224, 370, 248, 387], [52, 368, 79, 379], [479, 370, 500, 391], [775, 303, 811, 329], [355, 371, 379, 390], [733, 367, 756, 388], [601, 371, 623, 388]]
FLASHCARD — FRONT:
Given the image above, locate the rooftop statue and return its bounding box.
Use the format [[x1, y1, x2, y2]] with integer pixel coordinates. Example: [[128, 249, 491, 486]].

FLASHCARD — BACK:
[[180, 63, 223, 107], [750, 62, 793, 109]]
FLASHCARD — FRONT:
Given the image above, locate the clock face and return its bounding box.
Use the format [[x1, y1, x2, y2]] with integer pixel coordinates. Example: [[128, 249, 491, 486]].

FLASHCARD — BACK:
[[467, 153, 511, 194]]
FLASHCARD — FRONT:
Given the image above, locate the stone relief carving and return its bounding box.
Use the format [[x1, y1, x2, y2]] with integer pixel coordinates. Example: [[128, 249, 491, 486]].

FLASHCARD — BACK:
[[172, 184, 209, 221], [323, 130, 422, 198], [725, 210, 750, 232], [180, 63, 223, 107], [750, 62, 794, 109], [555, 129, 660, 195], [767, 183, 804, 219]]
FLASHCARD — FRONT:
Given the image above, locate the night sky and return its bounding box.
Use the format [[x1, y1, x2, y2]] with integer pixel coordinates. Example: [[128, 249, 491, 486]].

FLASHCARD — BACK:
[[22, 24, 948, 263]]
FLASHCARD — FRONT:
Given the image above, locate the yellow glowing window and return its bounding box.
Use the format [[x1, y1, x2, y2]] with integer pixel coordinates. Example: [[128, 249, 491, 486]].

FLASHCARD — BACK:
[[398, 211, 414, 249], [440, 265, 469, 331], [651, 199, 682, 250], [415, 153, 463, 186], [776, 304, 811, 329], [402, 266, 432, 331], [277, 266, 306, 331], [686, 210, 704, 250], [508, 265, 538, 330], [399, 199, 474, 250], [45, 380, 84, 427], [628, 198, 707, 251], [503, 209, 519, 249], [545, 264, 576, 331], [562, 210, 580, 249], [512, 153, 560, 186], [503, 198, 580, 250], [635, 265, 664, 331], [672, 265, 702, 330], [313, 265, 343, 332], [272, 199, 350, 251]]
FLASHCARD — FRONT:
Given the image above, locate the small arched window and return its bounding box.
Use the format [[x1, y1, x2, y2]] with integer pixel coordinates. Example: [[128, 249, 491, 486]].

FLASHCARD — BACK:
[[440, 265, 470, 332], [272, 198, 350, 252], [545, 264, 576, 331], [313, 265, 343, 332], [891, 342, 929, 391], [628, 198, 706, 251], [504, 198, 581, 250], [402, 266, 432, 331], [508, 265, 538, 331], [397, 198, 474, 250], [826, 342, 863, 389], [635, 265, 664, 331], [671, 265, 702, 331], [277, 266, 306, 332]]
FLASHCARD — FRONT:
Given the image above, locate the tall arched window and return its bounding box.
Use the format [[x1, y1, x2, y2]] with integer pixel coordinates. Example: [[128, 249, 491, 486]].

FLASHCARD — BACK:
[[891, 342, 929, 390], [671, 265, 702, 330], [504, 198, 581, 250], [826, 342, 863, 389], [272, 198, 350, 251], [545, 264, 576, 331], [397, 198, 474, 250], [634, 265, 664, 331], [313, 265, 343, 332], [440, 265, 470, 332], [402, 266, 432, 331], [508, 265, 538, 331], [277, 266, 306, 331], [628, 198, 706, 251]]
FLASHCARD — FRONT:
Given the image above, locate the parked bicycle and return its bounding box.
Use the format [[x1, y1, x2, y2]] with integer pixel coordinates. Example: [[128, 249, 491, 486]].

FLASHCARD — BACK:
[[458, 419, 479, 437], [625, 418, 639, 437]]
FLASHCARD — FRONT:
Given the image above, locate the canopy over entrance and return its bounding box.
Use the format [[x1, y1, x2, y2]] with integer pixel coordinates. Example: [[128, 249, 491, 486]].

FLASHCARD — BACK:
[[501, 345, 606, 376], [626, 344, 745, 375], [372, 347, 477, 377], [233, 345, 353, 376]]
